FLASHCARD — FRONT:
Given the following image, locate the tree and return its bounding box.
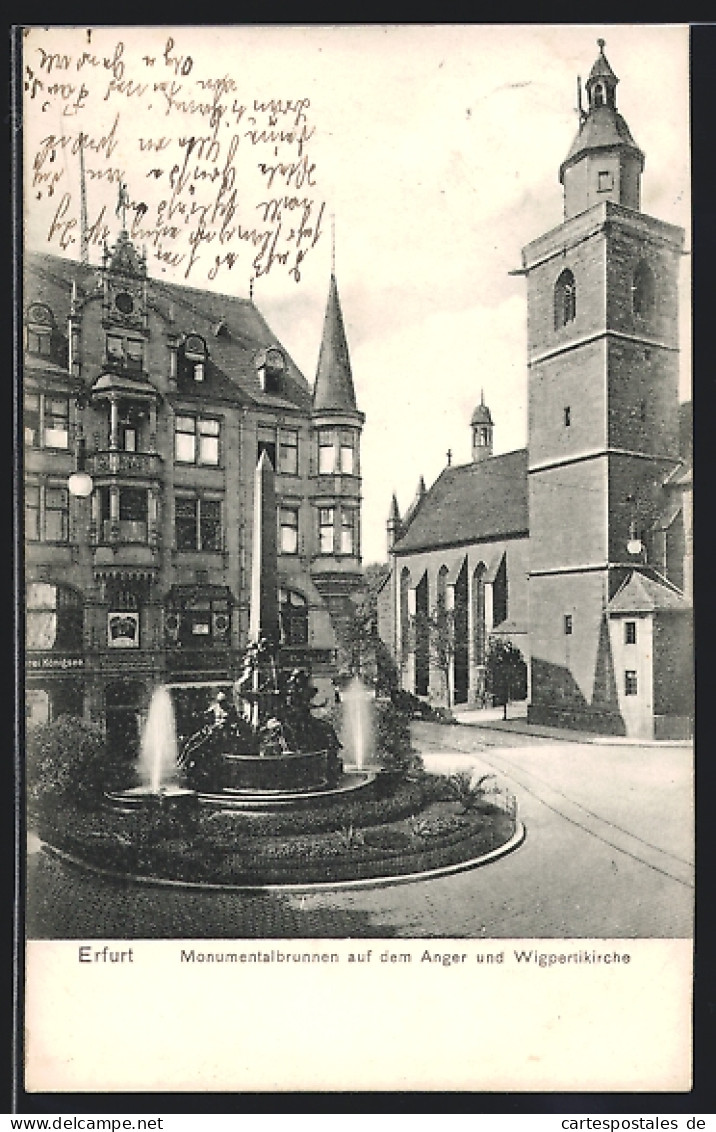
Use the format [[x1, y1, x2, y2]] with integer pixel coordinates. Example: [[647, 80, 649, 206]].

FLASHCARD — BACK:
[[485, 638, 527, 720]]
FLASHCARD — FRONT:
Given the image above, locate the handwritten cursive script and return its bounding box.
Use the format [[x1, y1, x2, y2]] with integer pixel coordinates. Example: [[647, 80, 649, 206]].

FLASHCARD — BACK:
[[25, 29, 326, 285]]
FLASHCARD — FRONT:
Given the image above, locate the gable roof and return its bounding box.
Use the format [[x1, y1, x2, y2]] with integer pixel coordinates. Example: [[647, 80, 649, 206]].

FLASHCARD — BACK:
[[24, 249, 312, 412], [393, 449, 529, 554], [607, 570, 691, 615]]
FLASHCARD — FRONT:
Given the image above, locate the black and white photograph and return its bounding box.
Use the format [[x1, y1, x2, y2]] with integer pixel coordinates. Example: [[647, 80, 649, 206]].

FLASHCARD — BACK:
[[19, 24, 694, 1094]]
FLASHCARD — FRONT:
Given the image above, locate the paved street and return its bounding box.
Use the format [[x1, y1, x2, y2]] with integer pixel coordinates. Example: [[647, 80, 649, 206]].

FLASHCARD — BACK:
[[26, 718, 694, 939]]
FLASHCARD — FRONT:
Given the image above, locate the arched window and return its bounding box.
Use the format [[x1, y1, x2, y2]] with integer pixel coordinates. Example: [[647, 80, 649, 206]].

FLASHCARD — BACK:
[[472, 565, 486, 666], [554, 269, 576, 330], [400, 568, 411, 661], [631, 261, 655, 318]]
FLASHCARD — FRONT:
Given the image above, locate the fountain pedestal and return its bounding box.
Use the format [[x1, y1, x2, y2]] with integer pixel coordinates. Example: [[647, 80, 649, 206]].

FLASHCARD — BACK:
[[221, 749, 332, 794]]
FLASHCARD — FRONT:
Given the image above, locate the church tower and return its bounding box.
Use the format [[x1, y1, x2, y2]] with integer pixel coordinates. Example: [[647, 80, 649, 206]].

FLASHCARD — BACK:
[[310, 272, 365, 666], [522, 40, 684, 732]]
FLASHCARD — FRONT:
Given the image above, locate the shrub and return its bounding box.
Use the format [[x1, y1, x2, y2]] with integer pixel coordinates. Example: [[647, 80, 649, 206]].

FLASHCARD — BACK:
[[448, 771, 496, 813], [374, 697, 422, 775], [26, 714, 127, 810]]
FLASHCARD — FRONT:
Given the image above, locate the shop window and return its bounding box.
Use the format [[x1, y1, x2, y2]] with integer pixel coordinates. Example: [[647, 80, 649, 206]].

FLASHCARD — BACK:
[[279, 588, 308, 646], [280, 507, 299, 555], [175, 414, 220, 466], [175, 496, 222, 552], [319, 507, 334, 554], [26, 582, 83, 651], [554, 269, 576, 330], [279, 429, 298, 475], [24, 393, 69, 450], [625, 670, 638, 696], [24, 482, 69, 543]]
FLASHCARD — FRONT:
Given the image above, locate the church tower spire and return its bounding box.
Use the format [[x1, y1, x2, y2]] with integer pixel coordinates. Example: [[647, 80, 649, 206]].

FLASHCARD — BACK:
[[560, 38, 645, 219]]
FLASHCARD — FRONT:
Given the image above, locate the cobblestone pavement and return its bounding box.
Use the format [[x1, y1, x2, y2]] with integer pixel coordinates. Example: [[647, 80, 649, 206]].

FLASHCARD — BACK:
[[25, 721, 694, 940]]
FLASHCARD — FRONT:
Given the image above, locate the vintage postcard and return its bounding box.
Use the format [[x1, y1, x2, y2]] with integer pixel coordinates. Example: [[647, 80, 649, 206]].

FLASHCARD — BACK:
[[19, 24, 693, 1095]]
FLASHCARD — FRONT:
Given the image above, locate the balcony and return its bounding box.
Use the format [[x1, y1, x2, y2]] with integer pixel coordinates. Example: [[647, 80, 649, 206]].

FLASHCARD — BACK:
[[100, 519, 149, 544], [89, 451, 162, 479]]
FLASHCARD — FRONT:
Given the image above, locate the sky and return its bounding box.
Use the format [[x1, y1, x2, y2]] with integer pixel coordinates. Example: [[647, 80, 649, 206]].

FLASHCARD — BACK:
[[22, 24, 691, 565]]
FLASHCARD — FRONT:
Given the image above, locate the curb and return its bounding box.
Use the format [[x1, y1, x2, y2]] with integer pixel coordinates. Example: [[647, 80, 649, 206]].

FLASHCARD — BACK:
[[448, 718, 692, 748], [39, 821, 526, 895]]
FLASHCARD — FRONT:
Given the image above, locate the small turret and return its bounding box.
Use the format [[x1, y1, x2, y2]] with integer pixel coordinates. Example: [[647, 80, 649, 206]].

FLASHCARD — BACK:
[[471, 390, 494, 463], [387, 493, 402, 551]]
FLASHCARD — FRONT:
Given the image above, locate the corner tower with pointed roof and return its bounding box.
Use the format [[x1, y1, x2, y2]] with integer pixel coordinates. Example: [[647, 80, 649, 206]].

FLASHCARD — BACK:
[[310, 273, 365, 669], [520, 39, 687, 737]]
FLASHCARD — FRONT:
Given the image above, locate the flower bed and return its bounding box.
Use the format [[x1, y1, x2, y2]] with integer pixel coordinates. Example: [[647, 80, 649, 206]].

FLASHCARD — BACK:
[[33, 775, 518, 887]]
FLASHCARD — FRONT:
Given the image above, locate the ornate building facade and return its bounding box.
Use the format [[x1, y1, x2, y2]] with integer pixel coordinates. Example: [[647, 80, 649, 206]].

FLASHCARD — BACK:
[[24, 232, 364, 753]]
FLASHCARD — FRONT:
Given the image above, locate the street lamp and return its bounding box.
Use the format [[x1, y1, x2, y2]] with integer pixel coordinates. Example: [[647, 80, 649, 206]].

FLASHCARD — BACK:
[[626, 518, 643, 558], [67, 436, 93, 499]]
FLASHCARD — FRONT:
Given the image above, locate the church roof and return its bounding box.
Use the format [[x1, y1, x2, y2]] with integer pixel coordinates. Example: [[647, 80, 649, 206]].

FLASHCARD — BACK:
[[607, 570, 691, 615], [313, 273, 358, 412], [393, 449, 529, 554], [24, 249, 313, 412]]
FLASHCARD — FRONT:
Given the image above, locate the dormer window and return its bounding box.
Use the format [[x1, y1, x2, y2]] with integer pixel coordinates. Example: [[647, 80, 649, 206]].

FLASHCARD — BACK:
[[255, 346, 286, 393], [184, 333, 208, 383], [26, 303, 54, 357]]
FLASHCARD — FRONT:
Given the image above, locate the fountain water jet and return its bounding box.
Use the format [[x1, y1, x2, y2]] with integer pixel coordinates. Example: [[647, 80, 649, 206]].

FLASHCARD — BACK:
[[340, 676, 374, 770], [138, 685, 180, 793]]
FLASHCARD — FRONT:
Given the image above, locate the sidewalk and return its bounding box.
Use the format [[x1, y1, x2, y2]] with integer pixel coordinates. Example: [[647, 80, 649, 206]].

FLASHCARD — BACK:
[[450, 703, 693, 748]]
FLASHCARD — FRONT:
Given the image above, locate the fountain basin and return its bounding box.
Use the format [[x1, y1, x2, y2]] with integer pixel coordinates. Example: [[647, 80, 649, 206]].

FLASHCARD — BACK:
[[106, 785, 198, 816], [221, 749, 333, 794]]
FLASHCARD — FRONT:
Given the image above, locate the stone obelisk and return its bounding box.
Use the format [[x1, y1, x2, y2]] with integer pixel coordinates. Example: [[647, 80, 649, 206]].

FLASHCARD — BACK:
[[248, 449, 280, 646]]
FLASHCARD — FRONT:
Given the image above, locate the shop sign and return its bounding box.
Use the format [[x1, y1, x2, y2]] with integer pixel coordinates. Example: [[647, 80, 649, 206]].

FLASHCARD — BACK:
[[27, 654, 85, 670]]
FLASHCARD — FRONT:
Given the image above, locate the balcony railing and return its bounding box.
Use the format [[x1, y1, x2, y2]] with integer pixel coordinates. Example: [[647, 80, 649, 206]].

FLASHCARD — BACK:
[[101, 519, 148, 544], [89, 451, 162, 478]]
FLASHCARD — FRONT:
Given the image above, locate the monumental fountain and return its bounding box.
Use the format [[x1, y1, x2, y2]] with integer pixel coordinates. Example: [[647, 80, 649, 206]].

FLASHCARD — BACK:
[[108, 450, 377, 815]]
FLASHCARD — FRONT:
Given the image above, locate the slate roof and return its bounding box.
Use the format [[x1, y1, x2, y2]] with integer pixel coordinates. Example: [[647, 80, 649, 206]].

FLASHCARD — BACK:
[[607, 570, 691, 615], [24, 249, 313, 412], [560, 106, 644, 179], [393, 449, 529, 554], [313, 273, 358, 412]]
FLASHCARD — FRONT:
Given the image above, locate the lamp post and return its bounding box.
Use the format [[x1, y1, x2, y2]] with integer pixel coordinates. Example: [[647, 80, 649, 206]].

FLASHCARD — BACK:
[[68, 436, 93, 499], [626, 495, 646, 562]]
